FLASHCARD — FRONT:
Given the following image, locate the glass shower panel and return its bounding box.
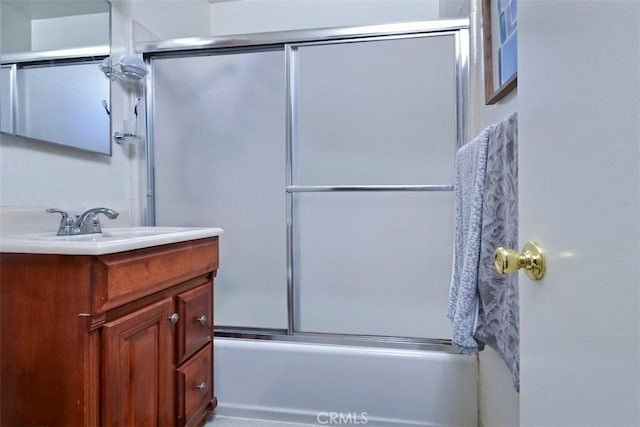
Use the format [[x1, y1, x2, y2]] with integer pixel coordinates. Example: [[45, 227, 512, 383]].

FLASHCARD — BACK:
[[294, 35, 457, 186], [294, 191, 454, 339], [152, 50, 288, 329]]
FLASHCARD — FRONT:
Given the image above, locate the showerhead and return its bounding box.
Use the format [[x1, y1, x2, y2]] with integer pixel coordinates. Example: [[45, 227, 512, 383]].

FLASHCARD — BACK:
[[119, 55, 148, 80], [99, 55, 148, 82]]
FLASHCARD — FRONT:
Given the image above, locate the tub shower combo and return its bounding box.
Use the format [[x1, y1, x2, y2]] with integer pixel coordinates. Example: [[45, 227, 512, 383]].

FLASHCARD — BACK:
[[141, 19, 476, 426]]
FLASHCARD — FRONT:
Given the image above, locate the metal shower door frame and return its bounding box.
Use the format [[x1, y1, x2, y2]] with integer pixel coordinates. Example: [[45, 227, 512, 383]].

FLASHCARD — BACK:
[[143, 19, 469, 350]]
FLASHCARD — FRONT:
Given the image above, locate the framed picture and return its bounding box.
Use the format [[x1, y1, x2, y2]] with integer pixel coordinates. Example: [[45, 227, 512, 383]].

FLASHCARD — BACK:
[[482, 0, 517, 105]]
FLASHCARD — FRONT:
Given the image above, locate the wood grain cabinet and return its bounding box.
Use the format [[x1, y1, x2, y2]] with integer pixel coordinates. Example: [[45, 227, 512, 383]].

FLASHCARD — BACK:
[[0, 237, 219, 426]]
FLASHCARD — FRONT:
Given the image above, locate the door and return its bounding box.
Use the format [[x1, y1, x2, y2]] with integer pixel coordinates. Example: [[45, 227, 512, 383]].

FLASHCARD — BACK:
[[151, 50, 288, 330], [102, 298, 175, 426], [518, 1, 640, 426]]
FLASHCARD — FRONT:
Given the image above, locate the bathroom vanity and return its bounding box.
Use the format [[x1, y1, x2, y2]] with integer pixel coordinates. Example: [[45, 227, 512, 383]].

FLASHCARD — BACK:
[[0, 227, 222, 426]]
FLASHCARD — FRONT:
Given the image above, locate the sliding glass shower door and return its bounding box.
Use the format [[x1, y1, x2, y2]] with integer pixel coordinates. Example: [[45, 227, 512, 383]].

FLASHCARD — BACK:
[[291, 35, 457, 339], [152, 49, 289, 329]]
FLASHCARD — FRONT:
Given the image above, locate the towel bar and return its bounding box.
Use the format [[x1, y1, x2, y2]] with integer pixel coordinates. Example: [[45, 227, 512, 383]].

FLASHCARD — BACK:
[[286, 185, 453, 192]]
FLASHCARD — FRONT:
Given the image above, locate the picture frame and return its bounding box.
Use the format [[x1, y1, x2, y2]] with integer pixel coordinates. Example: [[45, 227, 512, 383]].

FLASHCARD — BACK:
[[482, 0, 517, 105]]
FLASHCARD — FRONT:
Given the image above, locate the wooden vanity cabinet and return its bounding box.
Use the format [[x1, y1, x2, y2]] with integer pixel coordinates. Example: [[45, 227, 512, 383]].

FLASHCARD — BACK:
[[0, 237, 219, 427]]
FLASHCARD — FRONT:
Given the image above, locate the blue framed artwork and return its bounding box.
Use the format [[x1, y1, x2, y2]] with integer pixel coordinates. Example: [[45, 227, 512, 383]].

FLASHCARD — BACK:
[[483, 0, 517, 104]]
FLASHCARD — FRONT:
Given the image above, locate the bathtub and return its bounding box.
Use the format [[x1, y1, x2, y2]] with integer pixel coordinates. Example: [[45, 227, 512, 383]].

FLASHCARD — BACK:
[[213, 338, 477, 426]]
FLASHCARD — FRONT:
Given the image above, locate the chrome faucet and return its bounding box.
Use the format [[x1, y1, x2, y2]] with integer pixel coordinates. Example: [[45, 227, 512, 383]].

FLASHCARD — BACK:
[[77, 208, 119, 234], [47, 207, 119, 236]]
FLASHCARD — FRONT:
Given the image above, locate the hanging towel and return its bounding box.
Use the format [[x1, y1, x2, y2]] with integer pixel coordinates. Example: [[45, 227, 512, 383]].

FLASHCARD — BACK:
[[448, 126, 491, 353], [474, 112, 520, 391]]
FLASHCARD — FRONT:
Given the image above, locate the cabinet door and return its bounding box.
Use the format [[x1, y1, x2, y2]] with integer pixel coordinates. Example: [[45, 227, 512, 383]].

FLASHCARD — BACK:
[[102, 298, 175, 426]]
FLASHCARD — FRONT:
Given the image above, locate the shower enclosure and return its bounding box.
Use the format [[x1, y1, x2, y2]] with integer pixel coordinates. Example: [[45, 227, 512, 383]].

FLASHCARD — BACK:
[[142, 19, 476, 426]]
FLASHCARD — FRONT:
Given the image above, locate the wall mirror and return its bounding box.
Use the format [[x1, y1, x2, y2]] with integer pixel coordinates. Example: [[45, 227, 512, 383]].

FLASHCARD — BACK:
[[0, 0, 112, 155]]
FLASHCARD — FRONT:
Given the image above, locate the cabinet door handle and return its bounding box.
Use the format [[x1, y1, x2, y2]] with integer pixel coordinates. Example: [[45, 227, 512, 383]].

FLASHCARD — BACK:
[[196, 315, 207, 326], [168, 313, 179, 324], [195, 382, 206, 392]]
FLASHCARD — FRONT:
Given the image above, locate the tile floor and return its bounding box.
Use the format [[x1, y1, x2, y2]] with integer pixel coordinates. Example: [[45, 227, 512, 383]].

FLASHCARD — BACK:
[[204, 415, 317, 426]]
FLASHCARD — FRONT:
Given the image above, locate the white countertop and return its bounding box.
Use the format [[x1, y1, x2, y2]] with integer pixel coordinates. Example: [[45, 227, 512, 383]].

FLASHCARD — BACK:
[[0, 226, 223, 255]]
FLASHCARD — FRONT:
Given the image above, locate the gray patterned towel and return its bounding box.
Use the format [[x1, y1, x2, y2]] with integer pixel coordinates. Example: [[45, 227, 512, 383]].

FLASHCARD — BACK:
[[448, 126, 491, 353], [474, 111, 519, 391]]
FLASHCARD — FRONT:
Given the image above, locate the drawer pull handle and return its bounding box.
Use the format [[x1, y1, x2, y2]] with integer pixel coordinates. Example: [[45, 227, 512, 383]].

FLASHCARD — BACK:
[[197, 315, 207, 326], [195, 382, 206, 392], [168, 313, 179, 324]]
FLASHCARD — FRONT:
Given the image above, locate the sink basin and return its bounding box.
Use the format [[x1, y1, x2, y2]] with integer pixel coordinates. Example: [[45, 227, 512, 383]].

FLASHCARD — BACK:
[[0, 226, 223, 255], [30, 227, 190, 242]]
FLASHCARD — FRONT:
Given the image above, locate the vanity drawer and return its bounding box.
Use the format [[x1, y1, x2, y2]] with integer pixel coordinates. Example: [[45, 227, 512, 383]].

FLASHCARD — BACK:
[[93, 238, 218, 313], [176, 283, 213, 364], [176, 344, 213, 426]]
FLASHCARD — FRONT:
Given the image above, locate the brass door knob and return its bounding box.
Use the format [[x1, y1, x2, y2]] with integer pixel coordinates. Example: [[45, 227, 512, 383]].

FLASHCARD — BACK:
[[494, 241, 545, 280]]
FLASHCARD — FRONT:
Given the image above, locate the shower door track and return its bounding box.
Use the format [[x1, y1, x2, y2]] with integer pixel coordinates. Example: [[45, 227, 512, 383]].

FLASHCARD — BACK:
[[214, 327, 460, 354]]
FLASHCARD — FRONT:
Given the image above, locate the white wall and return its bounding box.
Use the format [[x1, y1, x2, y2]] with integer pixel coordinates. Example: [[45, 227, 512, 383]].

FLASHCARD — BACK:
[[209, 0, 441, 35], [467, 0, 520, 425], [31, 13, 109, 51], [439, 0, 470, 18], [0, 3, 31, 53], [0, 135, 132, 230], [116, 0, 211, 41], [0, 3, 133, 231]]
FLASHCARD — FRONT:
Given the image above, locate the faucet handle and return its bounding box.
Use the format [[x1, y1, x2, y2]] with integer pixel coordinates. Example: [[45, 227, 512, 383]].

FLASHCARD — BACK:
[[46, 208, 80, 236], [46, 208, 74, 223]]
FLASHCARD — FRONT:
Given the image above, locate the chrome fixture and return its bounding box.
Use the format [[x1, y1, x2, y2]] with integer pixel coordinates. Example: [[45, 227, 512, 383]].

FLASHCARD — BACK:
[[46, 208, 80, 236], [77, 208, 119, 234], [46, 207, 119, 236], [100, 55, 148, 82]]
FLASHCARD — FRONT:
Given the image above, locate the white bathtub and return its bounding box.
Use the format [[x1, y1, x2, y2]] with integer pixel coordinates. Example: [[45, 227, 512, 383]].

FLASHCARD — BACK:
[[213, 338, 477, 426]]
